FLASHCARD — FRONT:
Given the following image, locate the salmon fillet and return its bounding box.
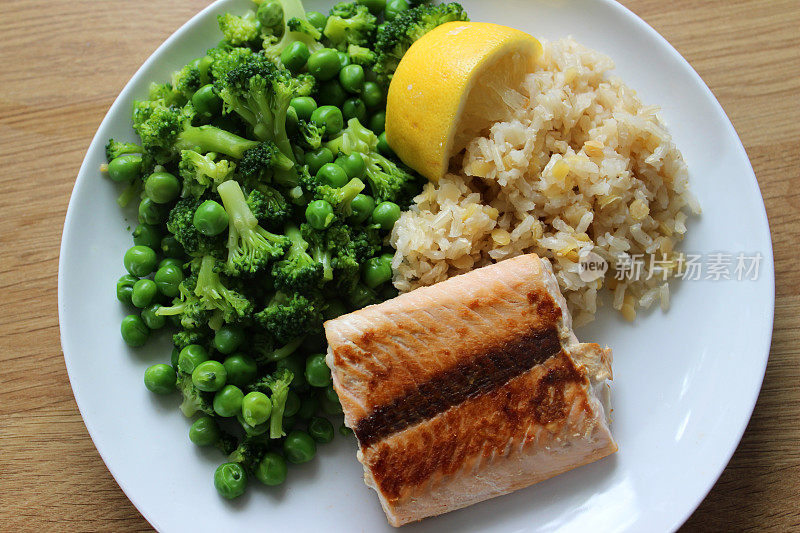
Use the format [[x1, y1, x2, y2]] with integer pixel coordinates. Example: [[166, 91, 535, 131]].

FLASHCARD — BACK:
[[324, 253, 616, 526]]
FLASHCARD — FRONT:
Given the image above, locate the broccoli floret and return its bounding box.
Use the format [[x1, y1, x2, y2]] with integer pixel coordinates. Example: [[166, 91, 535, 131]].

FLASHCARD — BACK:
[[255, 292, 324, 343], [249, 369, 294, 438], [246, 186, 291, 229], [374, 2, 468, 85], [238, 141, 295, 189], [316, 177, 365, 218], [262, 0, 323, 59], [301, 223, 355, 283], [176, 372, 214, 417], [288, 107, 324, 150], [347, 43, 376, 67], [217, 180, 290, 276], [146, 81, 186, 107], [178, 150, 236, 198], [215, 430, 239, 456], [271, 225, 325, 294], [348, 224, 382, 262], [105, 139, 143, 161], [171, 61, 209, 100], [193, 255, 254, 322], [323, 2, 377, 51], [326, 118, 419, 203], [229, 435, 268, 470], [173, 328, 209, 349], [287, 16, 321, 40], [166, 197, 227, 257], [132, 100, 259, 163], [218, 12, 261, 46], [217, 53, 305, 161], [207, 46, 254, 82]]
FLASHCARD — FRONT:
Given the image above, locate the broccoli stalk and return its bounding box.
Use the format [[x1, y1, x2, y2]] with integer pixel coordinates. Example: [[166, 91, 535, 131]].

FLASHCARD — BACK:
[[178, 150, 236, 198], [105, 139, 144, 161], [251, 369, 294, 439], [271, 225, 325, 293], [287, 17, 321, 40], [193, 255, 254, 322], [326, 119, 417, 203], [252, 332, 305, 365], [217, 180, 290, 276], [316, 177, 365, 218]]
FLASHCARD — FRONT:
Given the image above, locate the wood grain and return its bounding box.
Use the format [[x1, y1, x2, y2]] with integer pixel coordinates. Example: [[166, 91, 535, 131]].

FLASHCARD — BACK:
[[1, 0, 797, 531]]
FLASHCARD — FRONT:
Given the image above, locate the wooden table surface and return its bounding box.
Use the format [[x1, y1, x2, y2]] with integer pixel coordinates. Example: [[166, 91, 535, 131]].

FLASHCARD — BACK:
[[2, 0, 798, 530]]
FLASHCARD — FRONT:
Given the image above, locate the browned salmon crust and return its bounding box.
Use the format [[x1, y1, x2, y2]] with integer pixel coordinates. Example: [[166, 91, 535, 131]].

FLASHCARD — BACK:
[[324, 254, 616, 526]]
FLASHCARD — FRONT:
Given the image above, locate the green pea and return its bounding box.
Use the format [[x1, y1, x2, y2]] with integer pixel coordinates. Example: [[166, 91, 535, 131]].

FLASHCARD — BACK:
[[213, 325, 245, 355], [193, 200, 228, 236], [305, 200, 335, 230], [143, 363, 176, 394], [159, 257, 183, 270], [296, 395, 319, 420], [377, 131, 394, 157], [307, 416, 334, 443], [213, 385, 244, 417], [192, 84, 222, 118], [123, 245, 157, 277], [339, 64, 365, 94], [306, 10, 327, 33], [307, 48, 341, 81], [116, 274, 138, 305], [372, 201, 401, 230], [257, 0, 284, 28], [138, 198, 165, 225], [289, 96, 317, 121], [349, 283, 378, 309], [357, 0, 386, 16], [255, 452, 288, 486], [160, 235, 185, 258], [238, 413, 270, 436], [192, 360, 227, 392], [121, 314, 149, 347], [324, 384, 339, 404], [131, 278, 157, 308], [362, 256, 392, 289], [154, 265, 183, 298], [107, 154, 142, 183], [342, 97, 367, 124], [305, 353, 331, 388], [361, 81, 384, 109], [241, 391, 272, 426], [177, 344, 209, 374], [144, 171, 180, 204], [141, 304, 166, 329], [369, 112, 386, 135], [222, 353, 258, 388], [282, 415, 297, 431], [132, 224, 161, 249], [304, 147, 334, 175], [334, 153, 364, 180], [384, 0, 410, 21], [317, 80, 346, 108], [189, 416, 220, 446], [284, 390, 301, 417], [283, 430, 317, 464], [323, 299, 348, 320], [320, 393, 343, 415], [364, 67, 379, 83], [339, 424, 353, 436], [311, 105, 344, 137], [281, 41, 310, 73], [348, 194, 375, 224], [214, 462, 247, 499], [317, 163, 348, 187], [276, 356, 307, 389]]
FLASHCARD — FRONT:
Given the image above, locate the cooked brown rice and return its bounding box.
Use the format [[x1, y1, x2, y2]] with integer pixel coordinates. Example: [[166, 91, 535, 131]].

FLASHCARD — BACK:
[[390, 37, 700, 325]]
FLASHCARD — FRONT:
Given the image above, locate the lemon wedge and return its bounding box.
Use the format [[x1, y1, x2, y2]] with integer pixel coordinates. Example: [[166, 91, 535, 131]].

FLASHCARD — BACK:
[[385, 21, 542, 182]]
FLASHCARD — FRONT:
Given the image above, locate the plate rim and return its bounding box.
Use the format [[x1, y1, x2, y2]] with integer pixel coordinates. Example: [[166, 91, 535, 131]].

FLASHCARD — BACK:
[[57, 1, 775, 531]]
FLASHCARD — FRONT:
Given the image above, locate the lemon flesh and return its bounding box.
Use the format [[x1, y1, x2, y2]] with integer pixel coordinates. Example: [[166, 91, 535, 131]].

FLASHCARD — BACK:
[[385, 22, 542, 182]]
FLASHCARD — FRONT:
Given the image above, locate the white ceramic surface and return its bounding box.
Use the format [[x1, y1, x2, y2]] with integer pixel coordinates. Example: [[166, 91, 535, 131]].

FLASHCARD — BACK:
[[59, 1, 774, 531]]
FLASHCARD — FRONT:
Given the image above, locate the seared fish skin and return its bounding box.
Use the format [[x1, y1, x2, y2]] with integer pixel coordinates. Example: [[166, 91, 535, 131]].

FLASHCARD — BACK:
[[324, 254, 616, 526]]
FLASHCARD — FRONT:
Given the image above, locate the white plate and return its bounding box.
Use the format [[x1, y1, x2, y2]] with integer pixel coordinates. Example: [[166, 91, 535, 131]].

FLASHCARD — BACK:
[[59, 0, 774, 531]]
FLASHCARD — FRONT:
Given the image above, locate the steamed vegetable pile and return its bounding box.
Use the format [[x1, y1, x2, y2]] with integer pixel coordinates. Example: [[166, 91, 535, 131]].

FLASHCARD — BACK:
[[104, 0, 468, 499]]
